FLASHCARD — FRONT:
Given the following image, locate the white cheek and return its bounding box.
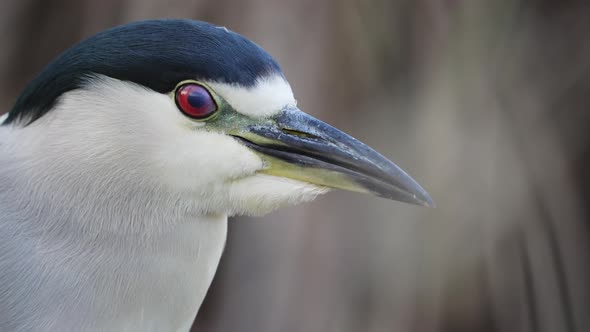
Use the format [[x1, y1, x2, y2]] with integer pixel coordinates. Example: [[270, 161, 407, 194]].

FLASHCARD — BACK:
[[224, 174, 329, 216], [86, 78, 266, 192], [153, 131, 264, 192]]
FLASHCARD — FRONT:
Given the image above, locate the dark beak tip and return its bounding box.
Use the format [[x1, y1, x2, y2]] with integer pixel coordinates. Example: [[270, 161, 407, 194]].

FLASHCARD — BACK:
[[417, 193, 436, 208], [382, 167, 435, 208], [380, 173, 435, 208], [405, 182, 435, 208], [387, 189, 435, 208]]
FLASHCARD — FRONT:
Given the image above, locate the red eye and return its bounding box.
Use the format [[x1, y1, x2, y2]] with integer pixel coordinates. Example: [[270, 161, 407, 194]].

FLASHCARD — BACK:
[[175, 83, 218, 119]]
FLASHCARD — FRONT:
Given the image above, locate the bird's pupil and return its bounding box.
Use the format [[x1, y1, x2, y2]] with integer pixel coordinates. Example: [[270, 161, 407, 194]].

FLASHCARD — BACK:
[[187, 91, 208, 108]]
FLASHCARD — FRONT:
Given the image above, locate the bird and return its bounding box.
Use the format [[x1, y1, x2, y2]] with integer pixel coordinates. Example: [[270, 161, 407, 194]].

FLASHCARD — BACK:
[[0, 19, 433, 331]]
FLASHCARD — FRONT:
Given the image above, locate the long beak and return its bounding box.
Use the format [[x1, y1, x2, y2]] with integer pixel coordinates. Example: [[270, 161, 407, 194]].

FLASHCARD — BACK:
[[231, 108, 434, 207]]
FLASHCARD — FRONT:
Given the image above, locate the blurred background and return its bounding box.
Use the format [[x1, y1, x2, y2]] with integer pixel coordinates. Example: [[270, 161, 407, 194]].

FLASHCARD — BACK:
[[1, 0, 589, 331]]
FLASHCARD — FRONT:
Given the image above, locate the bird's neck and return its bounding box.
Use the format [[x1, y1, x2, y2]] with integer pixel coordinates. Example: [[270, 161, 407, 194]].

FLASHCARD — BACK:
[[1, 209, 227, 330]]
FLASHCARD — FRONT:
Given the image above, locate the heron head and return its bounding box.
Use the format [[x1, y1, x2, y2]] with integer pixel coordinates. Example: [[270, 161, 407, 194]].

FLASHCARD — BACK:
[[4, 19, 432, 217]]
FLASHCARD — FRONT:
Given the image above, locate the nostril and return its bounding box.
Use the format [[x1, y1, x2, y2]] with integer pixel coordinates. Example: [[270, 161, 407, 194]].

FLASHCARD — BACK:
[[280, 127, 321, 140]]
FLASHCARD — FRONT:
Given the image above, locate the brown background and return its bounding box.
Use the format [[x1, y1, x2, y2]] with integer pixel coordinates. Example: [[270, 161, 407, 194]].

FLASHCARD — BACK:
[[1, 1, 589, 331]]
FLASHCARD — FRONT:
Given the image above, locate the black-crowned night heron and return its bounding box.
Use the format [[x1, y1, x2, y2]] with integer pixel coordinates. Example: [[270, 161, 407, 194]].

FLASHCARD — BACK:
[[0, 19, 433, 331]]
